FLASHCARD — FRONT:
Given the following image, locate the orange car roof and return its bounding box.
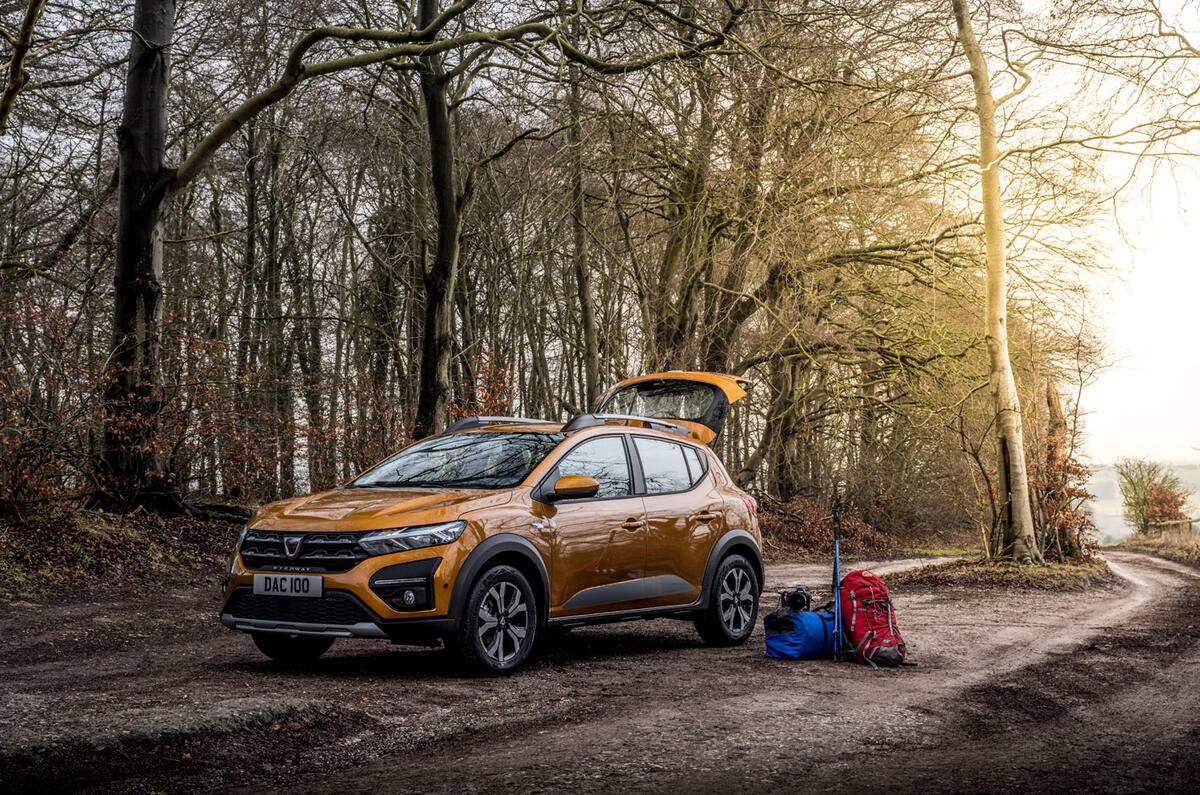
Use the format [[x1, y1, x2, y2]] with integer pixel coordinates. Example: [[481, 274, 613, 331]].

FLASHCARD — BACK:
[[597, 371, 751, 404]]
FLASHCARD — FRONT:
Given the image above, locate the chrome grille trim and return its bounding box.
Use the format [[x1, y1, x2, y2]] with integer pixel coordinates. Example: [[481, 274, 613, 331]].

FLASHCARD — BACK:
[[239, 529, 370, 573]]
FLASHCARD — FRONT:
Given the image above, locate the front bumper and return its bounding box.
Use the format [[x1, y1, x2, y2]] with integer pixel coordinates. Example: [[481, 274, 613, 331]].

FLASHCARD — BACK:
[[220, 585, 459, 643], [221, 613, 389, 638], [222, 540, 466, 617]]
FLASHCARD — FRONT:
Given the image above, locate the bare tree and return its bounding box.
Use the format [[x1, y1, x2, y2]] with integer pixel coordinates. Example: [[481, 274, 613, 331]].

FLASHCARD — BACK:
[[98, 0, 741, 507], [951, 0, 1041, 563], [0, 0, 1165, 545]]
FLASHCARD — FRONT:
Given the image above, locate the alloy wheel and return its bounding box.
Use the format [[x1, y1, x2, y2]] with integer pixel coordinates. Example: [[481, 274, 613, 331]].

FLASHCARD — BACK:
[[477, 580, 529, 665], [719, 566, 755, 634]]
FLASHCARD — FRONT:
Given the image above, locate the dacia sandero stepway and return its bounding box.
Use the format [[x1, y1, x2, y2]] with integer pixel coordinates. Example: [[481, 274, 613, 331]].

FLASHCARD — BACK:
[[219, 372, 763, 674]]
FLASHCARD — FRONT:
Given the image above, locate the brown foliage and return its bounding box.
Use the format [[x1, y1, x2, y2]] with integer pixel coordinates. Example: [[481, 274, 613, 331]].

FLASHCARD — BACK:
[[449, 353, 515, 420], [1027, 426, 1098, 561], [1147, 482, 1188, 527], [0, 306, 103, 504]]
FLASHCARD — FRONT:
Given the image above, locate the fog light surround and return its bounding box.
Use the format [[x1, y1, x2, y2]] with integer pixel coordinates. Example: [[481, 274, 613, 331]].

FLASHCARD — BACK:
[[369, 558, 442, 612]]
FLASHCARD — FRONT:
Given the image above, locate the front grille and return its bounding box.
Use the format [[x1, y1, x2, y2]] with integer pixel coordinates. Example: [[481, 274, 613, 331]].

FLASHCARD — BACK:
[[224, 588, 372, 625], [239, 529, 369, 573]]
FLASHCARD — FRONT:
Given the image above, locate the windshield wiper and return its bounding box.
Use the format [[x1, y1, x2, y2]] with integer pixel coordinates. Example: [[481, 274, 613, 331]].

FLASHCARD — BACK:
[[347, 480, 437, 489]]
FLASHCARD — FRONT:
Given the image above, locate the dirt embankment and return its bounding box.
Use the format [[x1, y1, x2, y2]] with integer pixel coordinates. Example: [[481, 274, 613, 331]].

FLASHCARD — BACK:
[[1, 551, 1197, 793], [0, 508, 240, 601]]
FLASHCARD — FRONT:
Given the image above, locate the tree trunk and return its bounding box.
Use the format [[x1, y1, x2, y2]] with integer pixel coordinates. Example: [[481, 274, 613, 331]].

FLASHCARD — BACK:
[[952, 0, 1041, 563], [412, 0, 458, 439], [456, 270, 477, 408], [566, 5, 599, 405], [97, 0, 178, 511]]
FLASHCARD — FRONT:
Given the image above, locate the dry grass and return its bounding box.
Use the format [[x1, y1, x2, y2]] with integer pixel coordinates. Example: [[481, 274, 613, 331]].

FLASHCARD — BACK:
[[1115, 527, 1200, 568], [886, 556, 1118, 593]]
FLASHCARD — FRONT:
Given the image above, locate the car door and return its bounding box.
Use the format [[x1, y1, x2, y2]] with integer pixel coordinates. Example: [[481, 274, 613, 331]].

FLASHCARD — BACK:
[[632, 435, 725, 608], [593, 371, 750, 444], [533, 435, 649, 617]]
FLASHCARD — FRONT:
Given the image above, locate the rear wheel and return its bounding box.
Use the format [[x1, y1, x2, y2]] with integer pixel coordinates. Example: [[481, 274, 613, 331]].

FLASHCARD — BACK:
[[251, 632, 335, 663], [451, 565, 538, 674], [694, 554, 759, 646]]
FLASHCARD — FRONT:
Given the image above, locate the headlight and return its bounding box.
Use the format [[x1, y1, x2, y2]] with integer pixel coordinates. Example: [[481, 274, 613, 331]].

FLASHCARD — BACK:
[[360, 521, 467, 556], [222, 526, 250, 594], [221, 552, 235, 593]]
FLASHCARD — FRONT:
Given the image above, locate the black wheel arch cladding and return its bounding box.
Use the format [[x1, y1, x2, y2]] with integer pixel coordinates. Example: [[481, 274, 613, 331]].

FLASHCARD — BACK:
[[702, 529, 764, 601], [449, 533, 550, 626]]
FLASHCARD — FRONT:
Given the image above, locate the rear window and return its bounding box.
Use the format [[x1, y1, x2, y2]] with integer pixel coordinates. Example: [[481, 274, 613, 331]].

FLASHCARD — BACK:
[[634, 437, 705, 494], [682, 445, 708, 483], [600, 381, 716, 421], [350, 432, 565, 490]]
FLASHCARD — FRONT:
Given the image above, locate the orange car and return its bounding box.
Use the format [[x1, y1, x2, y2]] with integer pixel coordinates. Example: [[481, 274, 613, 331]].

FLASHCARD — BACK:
[[219, 372, 763, 673]]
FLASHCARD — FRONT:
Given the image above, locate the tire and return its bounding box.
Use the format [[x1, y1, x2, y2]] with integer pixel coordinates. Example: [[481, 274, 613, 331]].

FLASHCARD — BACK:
[[251, 632, 335, 663], [451, 565, 539, 675], [694, 553, 760, 646]]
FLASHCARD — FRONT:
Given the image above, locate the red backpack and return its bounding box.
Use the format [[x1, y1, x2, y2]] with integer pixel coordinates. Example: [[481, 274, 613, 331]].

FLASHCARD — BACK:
[[839, 570, 906, 668]]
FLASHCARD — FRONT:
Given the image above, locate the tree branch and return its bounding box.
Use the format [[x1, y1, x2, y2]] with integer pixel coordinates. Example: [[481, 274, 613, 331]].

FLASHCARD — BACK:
[[0, 0, 47, 135]]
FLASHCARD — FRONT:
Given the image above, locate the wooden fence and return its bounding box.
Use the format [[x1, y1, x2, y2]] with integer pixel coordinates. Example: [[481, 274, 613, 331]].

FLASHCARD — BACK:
[[1149, 517, 1200, 531]]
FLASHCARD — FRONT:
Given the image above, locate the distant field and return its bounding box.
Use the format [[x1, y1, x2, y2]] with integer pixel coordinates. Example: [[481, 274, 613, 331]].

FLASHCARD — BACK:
[[1087, 463, 1200, 543]]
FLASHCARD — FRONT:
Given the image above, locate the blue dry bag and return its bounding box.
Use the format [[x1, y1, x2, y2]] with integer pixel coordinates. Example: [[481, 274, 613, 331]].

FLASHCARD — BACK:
[[764, 608, 837, 659]]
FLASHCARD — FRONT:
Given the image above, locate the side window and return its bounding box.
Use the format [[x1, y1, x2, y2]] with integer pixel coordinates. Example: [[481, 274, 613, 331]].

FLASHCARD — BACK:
[[634, 437, 694, 495], [554, 436, 632, 498], [682, 445, 708, 485]]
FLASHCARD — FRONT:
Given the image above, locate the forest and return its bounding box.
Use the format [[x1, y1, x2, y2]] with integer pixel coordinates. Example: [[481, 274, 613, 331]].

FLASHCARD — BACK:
[[8, 5, 1200, 790], [1, 0, 1196, 559]]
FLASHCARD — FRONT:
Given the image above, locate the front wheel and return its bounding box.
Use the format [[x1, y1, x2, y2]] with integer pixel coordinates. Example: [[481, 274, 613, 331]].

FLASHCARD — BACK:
[[451, 565, 538, 675], [694, 554, 760, 646], [251, 632, 335, 663]]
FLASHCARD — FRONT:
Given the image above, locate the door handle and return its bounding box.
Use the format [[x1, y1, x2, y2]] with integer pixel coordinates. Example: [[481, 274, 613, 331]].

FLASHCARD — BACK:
[[692, 512, 717, 523], [620, 519, 644, 530]]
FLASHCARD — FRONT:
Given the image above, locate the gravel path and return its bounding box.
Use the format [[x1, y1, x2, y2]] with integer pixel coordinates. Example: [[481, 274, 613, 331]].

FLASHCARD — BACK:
[[1, 551, 1195, 793]]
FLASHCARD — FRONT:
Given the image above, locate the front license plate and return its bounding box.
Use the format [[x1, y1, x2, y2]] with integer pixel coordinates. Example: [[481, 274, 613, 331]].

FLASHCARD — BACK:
[[253, 573, 323, 598]]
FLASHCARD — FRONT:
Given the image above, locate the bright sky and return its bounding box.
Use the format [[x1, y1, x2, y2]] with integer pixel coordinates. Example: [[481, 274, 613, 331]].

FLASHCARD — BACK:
[[1082, 158, 1200, 466]]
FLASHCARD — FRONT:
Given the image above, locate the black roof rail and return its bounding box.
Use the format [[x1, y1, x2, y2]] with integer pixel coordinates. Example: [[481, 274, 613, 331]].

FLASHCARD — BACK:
[[444, 416, 548, 433], [561, 413, 690, 437]]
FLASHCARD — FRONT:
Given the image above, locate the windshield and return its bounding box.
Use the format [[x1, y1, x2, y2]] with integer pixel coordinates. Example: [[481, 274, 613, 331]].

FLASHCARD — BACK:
[[600, 381, 716, 421], [350, 432, 566, 490]]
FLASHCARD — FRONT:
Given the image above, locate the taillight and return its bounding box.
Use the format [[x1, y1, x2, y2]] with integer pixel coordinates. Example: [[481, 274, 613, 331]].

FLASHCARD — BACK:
[[740, 493, 757, 514]]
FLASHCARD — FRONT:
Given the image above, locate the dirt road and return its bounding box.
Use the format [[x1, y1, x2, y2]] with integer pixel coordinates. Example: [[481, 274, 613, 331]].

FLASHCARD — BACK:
[[2, 550, 1197, 793]]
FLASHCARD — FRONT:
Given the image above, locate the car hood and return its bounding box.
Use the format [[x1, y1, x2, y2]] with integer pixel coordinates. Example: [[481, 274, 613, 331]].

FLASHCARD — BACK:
[[249, 487, 513, 532]]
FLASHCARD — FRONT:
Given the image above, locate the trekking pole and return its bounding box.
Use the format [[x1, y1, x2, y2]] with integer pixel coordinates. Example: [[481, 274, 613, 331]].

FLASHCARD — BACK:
[[832, 491, 843, 662]]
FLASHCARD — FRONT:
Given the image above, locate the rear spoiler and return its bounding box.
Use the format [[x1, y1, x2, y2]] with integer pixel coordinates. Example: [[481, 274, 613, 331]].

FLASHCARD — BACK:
[[444, 416, 546, 433], [562, 413, 690, 438]]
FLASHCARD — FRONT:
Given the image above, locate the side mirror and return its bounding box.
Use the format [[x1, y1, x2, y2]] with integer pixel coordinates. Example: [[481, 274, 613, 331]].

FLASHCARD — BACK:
[[548, 475, 599, 501]]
